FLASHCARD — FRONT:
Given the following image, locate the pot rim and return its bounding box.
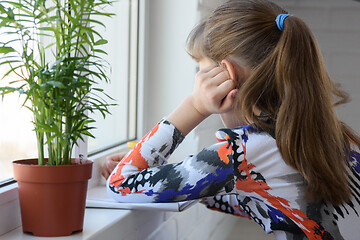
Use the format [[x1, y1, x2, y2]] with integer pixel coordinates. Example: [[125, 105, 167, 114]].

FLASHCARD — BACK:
[[13, 158, 93, 167], [13, 158, 93, 183]]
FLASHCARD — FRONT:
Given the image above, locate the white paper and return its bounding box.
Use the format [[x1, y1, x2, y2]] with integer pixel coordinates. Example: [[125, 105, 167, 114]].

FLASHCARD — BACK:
[[86, 186, 199, 212]]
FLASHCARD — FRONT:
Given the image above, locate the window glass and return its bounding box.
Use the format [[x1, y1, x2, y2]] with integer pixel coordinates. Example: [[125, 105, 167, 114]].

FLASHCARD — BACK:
[[0, 88, 37, 181], [0, 2, 38, 180], [88, 0, 135, 153], [0, 0, 138, 181]]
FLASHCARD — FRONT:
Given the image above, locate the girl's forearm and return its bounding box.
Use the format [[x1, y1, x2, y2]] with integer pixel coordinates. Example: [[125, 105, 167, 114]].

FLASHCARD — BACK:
[[166, 96, 209, 136]]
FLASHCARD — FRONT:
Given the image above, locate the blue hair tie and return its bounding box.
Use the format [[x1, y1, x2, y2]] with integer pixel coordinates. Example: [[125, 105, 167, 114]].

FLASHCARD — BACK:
[[276, 14, 292, 31]]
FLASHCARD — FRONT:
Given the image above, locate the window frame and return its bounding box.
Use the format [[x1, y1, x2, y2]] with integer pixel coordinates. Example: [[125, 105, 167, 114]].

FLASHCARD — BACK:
[[0, 179, 16, 188]]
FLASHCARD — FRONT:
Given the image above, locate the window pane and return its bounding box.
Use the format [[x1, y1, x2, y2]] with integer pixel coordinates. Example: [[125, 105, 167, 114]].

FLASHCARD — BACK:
[[0, 92, 38, 180], [88, 0, 136, 153], [0, 3, 38, 181], [0, 0, 138, 181]]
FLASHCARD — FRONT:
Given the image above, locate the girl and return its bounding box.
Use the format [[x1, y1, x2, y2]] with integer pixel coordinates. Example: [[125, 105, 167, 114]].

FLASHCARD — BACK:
[[103, 0, 360, 239]]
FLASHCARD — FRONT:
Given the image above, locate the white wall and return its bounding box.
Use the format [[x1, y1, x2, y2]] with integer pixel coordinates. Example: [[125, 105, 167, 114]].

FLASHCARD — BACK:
[[138, 2, 238, 240], [140, 0, 224, 161], [141, 0, 198, 129]]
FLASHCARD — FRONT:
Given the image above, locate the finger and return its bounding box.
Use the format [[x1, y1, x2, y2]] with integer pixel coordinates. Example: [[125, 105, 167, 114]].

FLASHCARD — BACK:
[[107, 152, 127, 162], [106, 155, 120, 162], [229, 89, 238, 98], [220, 89, 238, 111], [211, 70, 231, 86], [118, 152, 128, 159], [207, 66, 228, 80], [107, 159, 119, 170], [113, 152, 127, 162], [201, 64, 218, 73], [217, 79, 236, 97], [101, 167, 110, 179], [196, 66, 220, 84]]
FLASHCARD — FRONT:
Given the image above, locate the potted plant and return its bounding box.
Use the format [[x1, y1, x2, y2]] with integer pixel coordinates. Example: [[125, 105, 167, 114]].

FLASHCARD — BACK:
[[0, 0, 114, 236]]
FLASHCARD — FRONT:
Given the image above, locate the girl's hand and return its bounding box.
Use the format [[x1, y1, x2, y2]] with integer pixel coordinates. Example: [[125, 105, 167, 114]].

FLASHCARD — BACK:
[[191, 65, 237, 117], [101, 152, 127, 180], [166, 63, 238, 136]]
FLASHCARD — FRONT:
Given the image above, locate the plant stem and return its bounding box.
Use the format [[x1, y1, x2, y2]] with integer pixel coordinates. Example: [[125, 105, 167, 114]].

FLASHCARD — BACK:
[[47, 132, 53, 165], [56, 114, 62, 165], [37, 132, 44, 165], [63, 113, 72, 165]]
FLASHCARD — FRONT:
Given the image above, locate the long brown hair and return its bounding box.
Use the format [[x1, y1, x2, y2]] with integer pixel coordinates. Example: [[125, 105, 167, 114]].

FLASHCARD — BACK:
[[187, 0, 360, 205]]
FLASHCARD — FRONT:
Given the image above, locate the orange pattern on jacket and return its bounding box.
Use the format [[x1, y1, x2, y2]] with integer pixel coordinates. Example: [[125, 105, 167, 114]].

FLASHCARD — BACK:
[[217, 135, 232, 164], [236, 143, 330, 240], [118, 187, 146, 196], [109, 123, 160, 190]]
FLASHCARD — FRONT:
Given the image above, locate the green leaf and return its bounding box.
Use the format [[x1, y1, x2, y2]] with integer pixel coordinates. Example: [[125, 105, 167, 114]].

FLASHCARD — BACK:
[[0, 46, 15, 54], [0, 4, 6, 14], [0, 86, 18, 95], [0, 64, 24, 80], [82, 130, 95, 139], [94, 39, 108, 46], [94, 48, 108, 55], [45, 81, 65, 88], [0, 59, 21, 67]]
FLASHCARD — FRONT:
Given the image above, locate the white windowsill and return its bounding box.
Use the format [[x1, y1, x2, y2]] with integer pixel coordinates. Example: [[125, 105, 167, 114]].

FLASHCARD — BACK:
[[0, 183, 19, 207], [1, 183, 226, 240], [1, 207, 132, 240]]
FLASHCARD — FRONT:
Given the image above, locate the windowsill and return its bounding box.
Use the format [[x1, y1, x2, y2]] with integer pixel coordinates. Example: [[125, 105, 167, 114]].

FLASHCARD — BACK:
[[1, 194, 236, 240], [0, 182, 19, 207], [1, 207, 132, 240], [1, 185, 187, 240], [1, 185, 222, 240]]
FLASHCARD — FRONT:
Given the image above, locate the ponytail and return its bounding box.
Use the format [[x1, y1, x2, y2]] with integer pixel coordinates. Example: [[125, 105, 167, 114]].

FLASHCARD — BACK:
[[188, 0, 360, 205], [275, 16, 351, 204], [240, 15, 355, 205]]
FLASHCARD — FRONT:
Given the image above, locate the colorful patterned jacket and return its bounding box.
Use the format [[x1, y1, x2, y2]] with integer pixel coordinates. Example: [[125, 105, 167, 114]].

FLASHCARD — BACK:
[[107, 119, 360, 240]]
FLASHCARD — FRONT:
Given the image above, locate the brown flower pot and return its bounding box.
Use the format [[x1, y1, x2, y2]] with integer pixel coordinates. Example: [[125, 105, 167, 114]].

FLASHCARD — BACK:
[[13, 159, 93, 237]]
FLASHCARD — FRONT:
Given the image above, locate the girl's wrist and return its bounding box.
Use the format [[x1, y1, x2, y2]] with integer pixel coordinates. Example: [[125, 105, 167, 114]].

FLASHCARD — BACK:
[[188, 95, 211, 119], [166, 96, 209, 136]]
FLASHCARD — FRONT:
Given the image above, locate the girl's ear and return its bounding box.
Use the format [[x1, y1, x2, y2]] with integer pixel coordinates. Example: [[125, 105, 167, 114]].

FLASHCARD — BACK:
[[221, 59, 236, 80], [221, 59, 249, 86]]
